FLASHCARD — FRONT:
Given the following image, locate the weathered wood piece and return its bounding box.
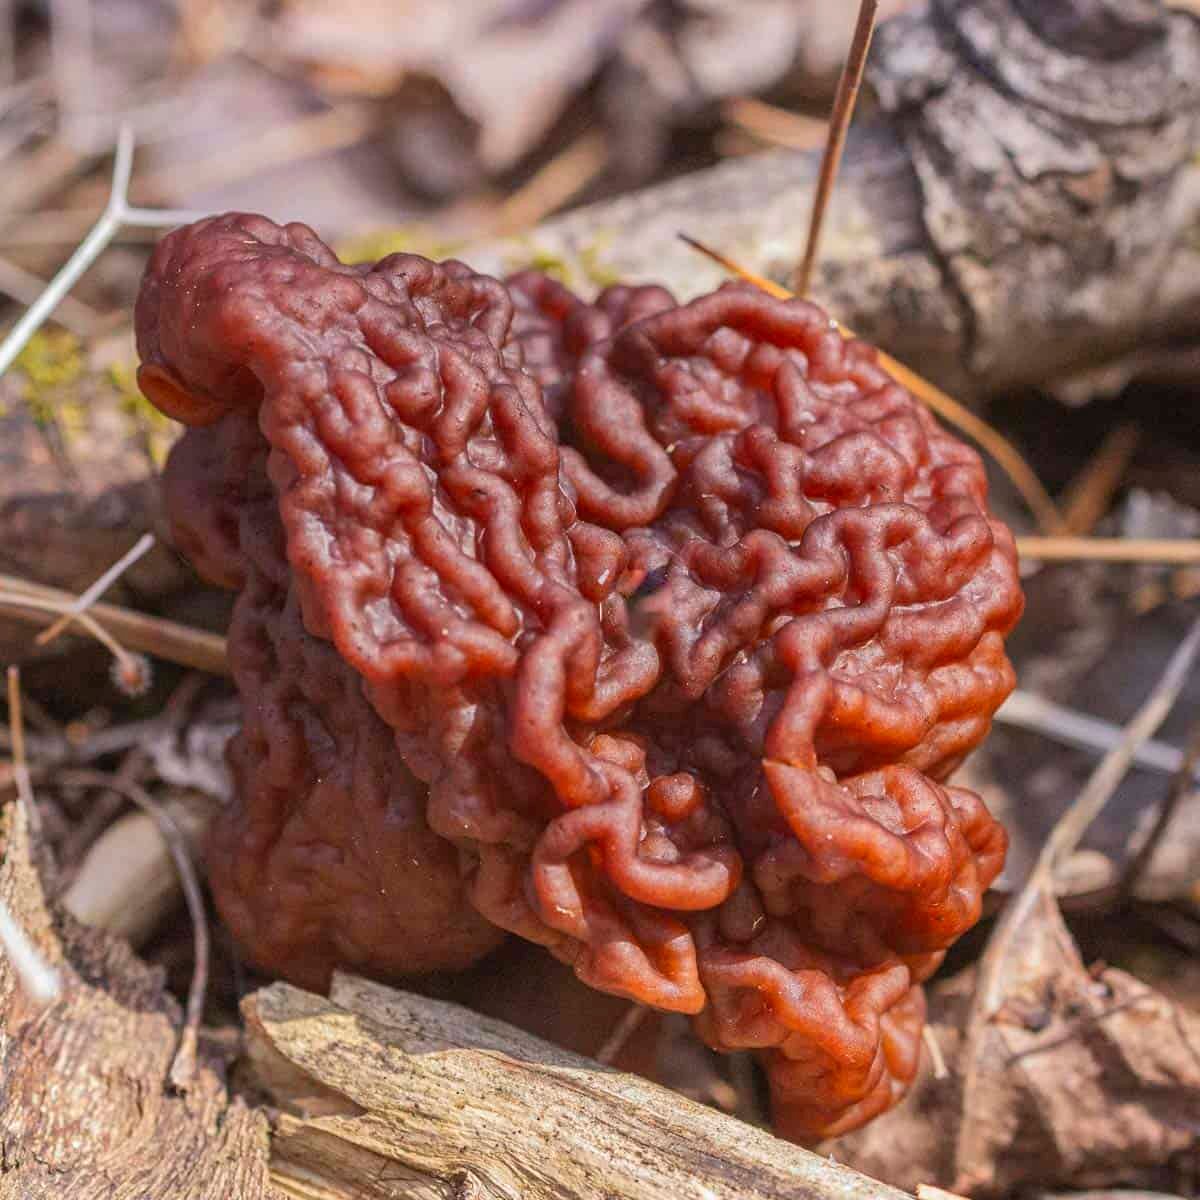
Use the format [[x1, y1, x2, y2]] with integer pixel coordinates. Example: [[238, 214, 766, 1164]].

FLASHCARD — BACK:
[[0, 797, 272, 1199], [247, 973, 909, 1200], [470, 0, 1200, 398]]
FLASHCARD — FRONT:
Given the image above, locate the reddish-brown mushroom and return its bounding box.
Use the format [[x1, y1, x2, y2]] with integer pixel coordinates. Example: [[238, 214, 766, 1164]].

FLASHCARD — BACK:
[[136, 213, 1021, 1140]]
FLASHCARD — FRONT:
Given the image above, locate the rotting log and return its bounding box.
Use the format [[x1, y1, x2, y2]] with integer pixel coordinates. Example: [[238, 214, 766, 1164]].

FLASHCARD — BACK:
[[4, 0, 1200, 625], [469, 0, 1200, 398], [0, 798, 272, 1199], [246, 972, 910, 1200]]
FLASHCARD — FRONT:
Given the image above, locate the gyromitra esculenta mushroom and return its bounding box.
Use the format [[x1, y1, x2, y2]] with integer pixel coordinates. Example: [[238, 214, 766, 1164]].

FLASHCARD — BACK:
[[135, 214, 1022, 1140]]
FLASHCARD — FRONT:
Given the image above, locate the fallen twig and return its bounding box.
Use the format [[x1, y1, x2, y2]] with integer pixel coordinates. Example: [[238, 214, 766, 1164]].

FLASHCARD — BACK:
[[60, 790, 210, 948], [976, 612, 1200, 1018], [494, 131, 608, 235], [4, 666, 34, 821], [0, 586, 152, 695], [1014, 536, 1200, 564], [1118, 719, 1200, 900], [722, 98, 828, 151], [1060, 424, 1140, 536], [55, 674, 205, 874], [595, 1003, 648, 1067], [922, 1025, 949, 1081], [0, 572, 228, 676], [35, 532, 157, 648], [0, 666, 61, 1006], [998, 688, 1198, 781], [0, 125, 208, 377], [794, 0, 879, 297]]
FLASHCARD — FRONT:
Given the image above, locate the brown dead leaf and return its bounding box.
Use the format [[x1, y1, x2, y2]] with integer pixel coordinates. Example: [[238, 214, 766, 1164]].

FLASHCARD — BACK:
[[835, 882, 1200, 1196]]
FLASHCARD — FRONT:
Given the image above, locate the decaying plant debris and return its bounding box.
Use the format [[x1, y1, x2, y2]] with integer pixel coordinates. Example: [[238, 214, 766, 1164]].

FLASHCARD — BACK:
[[3, 1, 1200, 1197]]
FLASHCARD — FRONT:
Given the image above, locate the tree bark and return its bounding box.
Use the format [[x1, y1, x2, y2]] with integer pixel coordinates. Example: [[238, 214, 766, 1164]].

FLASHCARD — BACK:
[[470, 0, 1200, 398], [246, 973, 910, 1200], [0, 798, 272, 1199]]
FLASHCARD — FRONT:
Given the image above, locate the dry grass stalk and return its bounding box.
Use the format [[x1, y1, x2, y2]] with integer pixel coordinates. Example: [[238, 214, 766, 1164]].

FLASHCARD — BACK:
[[1119, 718, 1200, 899], [1015, 536, 1200, 564], [723, 98, 829, 151], [595, 1003, 648, 1067], [999, 688, 1196, 780], [58, 767, 210, 1087], [0, 665, 62, 1006], [0, 586, 152, 695], [0, 572, 228, 676], [1060, 423, 1140, 536], [495, 130, 608, 235], [794, 0, 879, 298], [974, 611, 1200, 1019], [922, 1025, 949, 1081], [36, 531, 156, 647]]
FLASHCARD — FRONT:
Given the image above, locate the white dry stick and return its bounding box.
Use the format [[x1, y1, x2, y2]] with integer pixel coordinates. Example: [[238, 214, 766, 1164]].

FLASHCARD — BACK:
[[2, 667, 62, 1006], [980, 612, 1200, 1018], [0, 253, 103, 337], [0, 898, 61, 1006], [922, 1025, 949, 1081], [36, 532, 156, 647], [0, 124, 208, 377], [997, 688, 1200, 782]]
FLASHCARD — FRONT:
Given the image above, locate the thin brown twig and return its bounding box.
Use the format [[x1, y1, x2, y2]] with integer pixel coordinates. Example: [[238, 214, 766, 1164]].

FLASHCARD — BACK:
[[794, 0, 879, 298], [0, 573, 228, 676], [1015, 536, 1200, 564], [494, 131, 608, 235], [36, 531, 156, 647], [722, 97, 829, 151], [0, 588, 148, 687], [0, 665, 61, 1006], [58, 768, 208, 1089], [55, 673, 205, 876], [1119, 719, 1200, 900], [1060, 423, 1140, 536], [5, 665, 36, 824], [677, 233, 1066, 534], [595, 1003, 648, 1066], [977, 612, 1200, 1014]]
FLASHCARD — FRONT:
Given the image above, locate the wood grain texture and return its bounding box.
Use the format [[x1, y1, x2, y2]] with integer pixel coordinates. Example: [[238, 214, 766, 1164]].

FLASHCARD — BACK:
[[249, 973, 910, 1200], [0, 798, 272, 1200]]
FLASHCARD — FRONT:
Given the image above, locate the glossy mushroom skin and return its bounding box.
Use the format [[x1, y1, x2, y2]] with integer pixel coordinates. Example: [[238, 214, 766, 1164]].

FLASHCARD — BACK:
[[137, 214, 1021, 1140]]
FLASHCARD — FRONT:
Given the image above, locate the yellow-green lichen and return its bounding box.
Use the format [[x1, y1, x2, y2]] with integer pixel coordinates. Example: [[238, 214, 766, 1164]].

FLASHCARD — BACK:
[[12, 328, 87, 446], [506, 231, 622, 292], [109, 360, 173, 468], [335, 225, 466, 265]]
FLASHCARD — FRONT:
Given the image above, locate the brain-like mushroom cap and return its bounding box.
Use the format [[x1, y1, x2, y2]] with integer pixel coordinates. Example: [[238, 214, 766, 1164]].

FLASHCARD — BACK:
[[138, 214, 1021, 1140]]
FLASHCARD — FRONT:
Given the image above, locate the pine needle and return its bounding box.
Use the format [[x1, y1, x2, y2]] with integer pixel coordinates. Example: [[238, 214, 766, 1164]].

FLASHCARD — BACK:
[[795, 0, 880, 298]]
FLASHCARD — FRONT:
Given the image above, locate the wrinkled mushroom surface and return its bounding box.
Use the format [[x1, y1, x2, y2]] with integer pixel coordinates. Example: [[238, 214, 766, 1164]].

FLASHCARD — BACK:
[[137, 214, 1021, 1139]]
